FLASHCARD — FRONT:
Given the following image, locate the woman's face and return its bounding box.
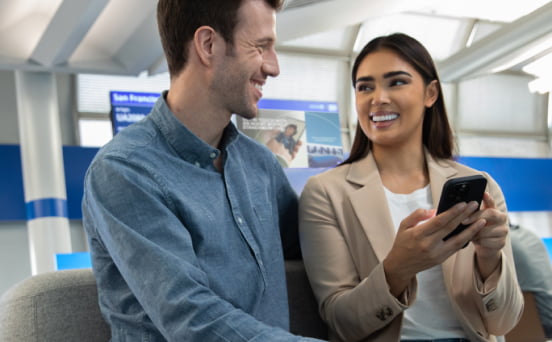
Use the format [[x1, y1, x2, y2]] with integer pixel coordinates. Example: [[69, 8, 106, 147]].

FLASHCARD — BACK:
[[354, 48, 437, 150]]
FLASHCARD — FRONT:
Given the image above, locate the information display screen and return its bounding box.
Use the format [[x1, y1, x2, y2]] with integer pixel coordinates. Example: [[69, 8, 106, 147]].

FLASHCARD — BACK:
[[236, 99, 343, 168], [110, 91, 160, 134], [109, 92, 344, 168]]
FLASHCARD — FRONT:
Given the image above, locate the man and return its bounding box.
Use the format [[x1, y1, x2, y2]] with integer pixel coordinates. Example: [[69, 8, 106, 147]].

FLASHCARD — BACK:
[[82, 1, 325, 341], [509, 223, 552, 338]]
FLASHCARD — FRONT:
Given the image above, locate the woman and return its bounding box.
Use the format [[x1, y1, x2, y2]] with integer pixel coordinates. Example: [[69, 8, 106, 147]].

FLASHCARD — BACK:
[[299, 33, 523, 342]]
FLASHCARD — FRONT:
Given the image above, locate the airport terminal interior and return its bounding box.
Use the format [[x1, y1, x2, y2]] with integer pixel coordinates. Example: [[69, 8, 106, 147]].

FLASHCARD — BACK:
[[0, 0, 551, 340]]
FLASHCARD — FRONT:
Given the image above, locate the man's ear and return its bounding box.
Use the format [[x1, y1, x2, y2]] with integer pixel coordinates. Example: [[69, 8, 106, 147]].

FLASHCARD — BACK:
[[193, 26, 217, 66], [424, 79, 439, 108]]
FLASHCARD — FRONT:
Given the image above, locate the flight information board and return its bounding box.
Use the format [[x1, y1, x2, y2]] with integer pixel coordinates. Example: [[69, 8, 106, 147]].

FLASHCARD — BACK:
[[109, 91, 160, 134]]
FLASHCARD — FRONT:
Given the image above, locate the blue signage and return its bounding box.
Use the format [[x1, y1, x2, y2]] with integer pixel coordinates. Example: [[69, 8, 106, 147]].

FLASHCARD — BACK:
[[257, 98, 338, 113], [110, 91, 160, 134]]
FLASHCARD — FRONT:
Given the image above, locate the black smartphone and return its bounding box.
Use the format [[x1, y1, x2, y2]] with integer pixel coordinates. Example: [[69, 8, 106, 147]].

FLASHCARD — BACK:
[[437, 175, 487, 242]]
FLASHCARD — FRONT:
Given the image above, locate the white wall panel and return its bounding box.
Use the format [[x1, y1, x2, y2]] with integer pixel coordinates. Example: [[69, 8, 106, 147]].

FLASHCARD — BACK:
[[457, 73, 547, 135]]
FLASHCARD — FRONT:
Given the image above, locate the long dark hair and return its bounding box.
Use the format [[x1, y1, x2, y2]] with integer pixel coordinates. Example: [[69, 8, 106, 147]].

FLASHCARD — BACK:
[[342, 33, 454, 165]]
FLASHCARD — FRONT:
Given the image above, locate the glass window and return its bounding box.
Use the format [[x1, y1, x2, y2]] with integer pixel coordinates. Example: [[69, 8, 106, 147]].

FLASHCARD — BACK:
[[354, 13, 471, 61], [279, 26, 356, 53], [77, 72, 169, 147], [77, 72, 169, 114], [263, 52, 346, 102], [78, 120, 113, 147], [76, 54, 349, 147]]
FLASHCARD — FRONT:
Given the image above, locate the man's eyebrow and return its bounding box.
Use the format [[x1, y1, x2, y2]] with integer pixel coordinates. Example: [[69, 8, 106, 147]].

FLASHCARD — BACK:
[[255, 37, 274, 45], [355, 70, 413, 85]]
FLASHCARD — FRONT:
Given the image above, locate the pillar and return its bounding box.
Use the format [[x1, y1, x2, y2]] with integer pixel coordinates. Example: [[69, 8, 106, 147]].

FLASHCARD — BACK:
[[15, 71, 72, 275]]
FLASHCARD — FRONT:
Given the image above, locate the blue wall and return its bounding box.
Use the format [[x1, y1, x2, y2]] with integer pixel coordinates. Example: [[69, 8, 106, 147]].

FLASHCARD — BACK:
[[458, 156, 552, 212], [1, 144, 551, 221], [0, 145, 98, 220]]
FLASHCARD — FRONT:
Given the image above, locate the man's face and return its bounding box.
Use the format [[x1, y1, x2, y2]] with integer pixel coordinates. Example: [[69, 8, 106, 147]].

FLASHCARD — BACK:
[[285, 126, 296, 136], [210, 0, 280, 119]]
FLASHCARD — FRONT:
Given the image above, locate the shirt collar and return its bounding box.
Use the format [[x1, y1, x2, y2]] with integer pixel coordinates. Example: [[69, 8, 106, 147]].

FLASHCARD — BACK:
[[150, 91, 240, 168]]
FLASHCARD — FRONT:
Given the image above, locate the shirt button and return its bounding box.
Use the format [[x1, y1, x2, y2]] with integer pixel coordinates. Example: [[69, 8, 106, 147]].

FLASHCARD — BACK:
[[194, 161, 200, 167], [209, 152, 217, 159], [237, 217, 243, 225]]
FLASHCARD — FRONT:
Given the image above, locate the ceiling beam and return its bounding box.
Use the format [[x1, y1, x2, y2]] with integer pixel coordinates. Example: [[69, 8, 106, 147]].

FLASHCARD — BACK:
[[0, 55, 129, 75], [276, 0, 438, 42], [148, 55, 168, 76], [437, 1, 552, 82], [114, 9, 163, 75], [29, 0, 109, 67]]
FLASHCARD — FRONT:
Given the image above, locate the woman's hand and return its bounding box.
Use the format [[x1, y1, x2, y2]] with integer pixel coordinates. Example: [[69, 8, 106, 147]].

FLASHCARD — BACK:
[[383, 201, 485, 297], [465, 192, 508, 280]]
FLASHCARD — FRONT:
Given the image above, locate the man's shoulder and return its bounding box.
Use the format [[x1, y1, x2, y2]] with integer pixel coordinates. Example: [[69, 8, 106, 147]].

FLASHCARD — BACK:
[[91, 119, 160, 168]]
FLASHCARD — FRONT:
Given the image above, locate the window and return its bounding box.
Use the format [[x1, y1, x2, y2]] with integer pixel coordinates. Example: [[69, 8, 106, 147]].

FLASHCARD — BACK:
[[76, 53, 349, 147]]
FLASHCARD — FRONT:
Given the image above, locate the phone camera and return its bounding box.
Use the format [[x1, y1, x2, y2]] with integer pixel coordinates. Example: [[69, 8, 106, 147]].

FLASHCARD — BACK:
[[457, 183, 470, 193]]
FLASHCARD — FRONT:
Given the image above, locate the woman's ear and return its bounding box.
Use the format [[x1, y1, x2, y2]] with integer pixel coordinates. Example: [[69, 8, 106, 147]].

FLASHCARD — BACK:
[[424, 79, 439, 108], [193, 26, 217, 66]]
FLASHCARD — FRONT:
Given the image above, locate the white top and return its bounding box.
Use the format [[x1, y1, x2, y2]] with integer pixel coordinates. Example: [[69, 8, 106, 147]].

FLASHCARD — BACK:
[[384, 185, 467, 340]]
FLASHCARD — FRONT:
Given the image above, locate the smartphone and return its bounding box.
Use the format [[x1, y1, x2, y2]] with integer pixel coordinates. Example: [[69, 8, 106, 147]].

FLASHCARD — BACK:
[[437, 175, 487, 242]]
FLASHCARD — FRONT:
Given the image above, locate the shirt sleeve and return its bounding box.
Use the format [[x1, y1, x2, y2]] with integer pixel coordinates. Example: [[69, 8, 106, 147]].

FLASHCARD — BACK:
[[510, 226, 552, 336], [83, 156, 323, 342]]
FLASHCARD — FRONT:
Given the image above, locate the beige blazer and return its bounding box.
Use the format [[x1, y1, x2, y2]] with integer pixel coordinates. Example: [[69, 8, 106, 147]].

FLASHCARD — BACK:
[[299, 151, 523, 342]]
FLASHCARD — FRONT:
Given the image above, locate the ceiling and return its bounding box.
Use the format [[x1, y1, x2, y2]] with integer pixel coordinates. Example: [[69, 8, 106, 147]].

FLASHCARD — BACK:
[[0, 0, 552, 84]]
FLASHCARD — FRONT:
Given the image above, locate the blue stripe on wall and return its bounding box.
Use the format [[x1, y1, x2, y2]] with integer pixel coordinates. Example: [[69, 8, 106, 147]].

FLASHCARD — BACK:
[[0, 145, 99, 220], [26, 198, 68, 219], [1, 145, 552, 220], [458, 156, 552, 212]]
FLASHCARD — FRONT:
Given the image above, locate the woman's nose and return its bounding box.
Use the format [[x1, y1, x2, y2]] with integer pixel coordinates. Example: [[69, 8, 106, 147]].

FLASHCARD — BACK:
[[371, 87, 389, 106]]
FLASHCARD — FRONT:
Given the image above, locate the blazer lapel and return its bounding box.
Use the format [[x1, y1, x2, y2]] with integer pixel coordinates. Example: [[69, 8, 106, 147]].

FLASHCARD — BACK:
[[344, 152, 460, 264], [346, 154, 396, 262], [427, 154, 459, 209]]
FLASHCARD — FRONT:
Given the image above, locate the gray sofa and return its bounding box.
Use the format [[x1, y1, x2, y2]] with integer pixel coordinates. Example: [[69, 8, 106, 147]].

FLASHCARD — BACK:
[[0, 260, 327, 341]]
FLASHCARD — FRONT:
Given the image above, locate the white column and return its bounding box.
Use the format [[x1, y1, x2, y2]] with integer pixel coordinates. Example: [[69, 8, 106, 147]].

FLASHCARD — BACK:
[[548, 93, 552, 151], [15, 71, 72, 275]]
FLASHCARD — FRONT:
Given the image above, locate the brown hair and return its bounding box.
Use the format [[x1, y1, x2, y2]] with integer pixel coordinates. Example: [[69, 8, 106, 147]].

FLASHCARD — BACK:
[[157, 0, 283, 77], [342, 33, 455, 165]]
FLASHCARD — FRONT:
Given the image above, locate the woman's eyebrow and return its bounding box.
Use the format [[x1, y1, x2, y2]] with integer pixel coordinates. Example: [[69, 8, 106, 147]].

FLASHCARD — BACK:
[[383, 70, 412, 78], [355, 70, 413, 84]]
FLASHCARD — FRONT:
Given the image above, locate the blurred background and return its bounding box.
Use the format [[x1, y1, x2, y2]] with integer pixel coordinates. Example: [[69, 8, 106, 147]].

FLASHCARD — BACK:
[[0, 0, 551, 294]]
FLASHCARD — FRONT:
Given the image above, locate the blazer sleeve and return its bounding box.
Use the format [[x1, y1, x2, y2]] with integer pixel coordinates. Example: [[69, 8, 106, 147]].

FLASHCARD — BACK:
[[447, 170, 523, 340], [299, 175, 415, 341], [471, 172, 524, 335]]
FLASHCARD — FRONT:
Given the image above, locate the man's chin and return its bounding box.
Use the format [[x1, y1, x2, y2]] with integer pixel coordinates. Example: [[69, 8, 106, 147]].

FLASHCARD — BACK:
[[237, 108, 259, 120]]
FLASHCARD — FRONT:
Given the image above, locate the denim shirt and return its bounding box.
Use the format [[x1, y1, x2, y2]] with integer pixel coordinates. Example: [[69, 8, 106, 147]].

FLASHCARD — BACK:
[[82, 93, 323, 342]]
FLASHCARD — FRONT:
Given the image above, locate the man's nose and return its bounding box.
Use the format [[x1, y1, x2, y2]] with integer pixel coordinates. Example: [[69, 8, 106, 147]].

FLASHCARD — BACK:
[[263, 49, 280, 77]]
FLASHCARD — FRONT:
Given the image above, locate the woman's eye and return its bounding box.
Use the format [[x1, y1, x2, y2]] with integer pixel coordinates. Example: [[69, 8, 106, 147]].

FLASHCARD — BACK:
[[390, 79, 407, 87], [356, 84, 373, 92]]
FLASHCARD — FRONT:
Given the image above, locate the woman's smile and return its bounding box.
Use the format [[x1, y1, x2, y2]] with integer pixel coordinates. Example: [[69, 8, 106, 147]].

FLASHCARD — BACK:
[[370, 111, 400, 123]]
